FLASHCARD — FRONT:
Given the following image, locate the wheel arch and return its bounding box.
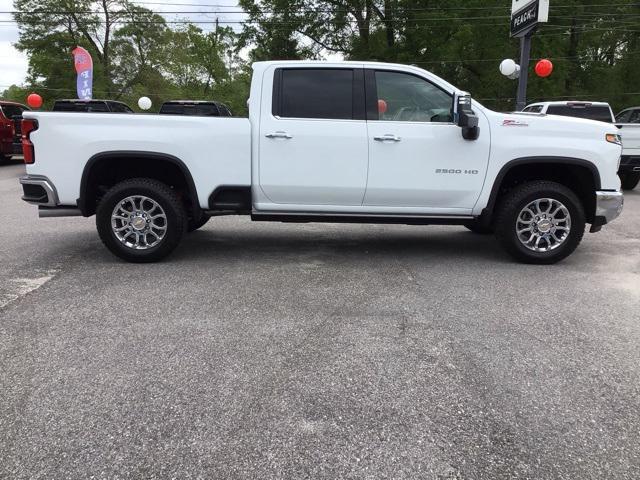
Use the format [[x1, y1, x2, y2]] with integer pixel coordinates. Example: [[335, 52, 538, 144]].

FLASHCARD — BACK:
[[482, 156, 601, 224], [78, 151, 199, 217]]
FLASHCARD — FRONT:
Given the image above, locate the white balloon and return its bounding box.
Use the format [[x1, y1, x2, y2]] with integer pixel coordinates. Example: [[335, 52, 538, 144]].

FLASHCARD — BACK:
[[138, 96, 152, 110], [499, 59, 518, 77]]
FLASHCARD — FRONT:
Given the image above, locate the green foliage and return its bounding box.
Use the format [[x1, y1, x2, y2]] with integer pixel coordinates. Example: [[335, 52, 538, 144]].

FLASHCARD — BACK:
[[238, 0, 640, 112], [5, 0, 640, 114]]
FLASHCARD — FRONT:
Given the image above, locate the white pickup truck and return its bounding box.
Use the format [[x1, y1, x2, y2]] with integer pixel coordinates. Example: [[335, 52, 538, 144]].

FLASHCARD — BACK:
[[19, 61, 624, 264]]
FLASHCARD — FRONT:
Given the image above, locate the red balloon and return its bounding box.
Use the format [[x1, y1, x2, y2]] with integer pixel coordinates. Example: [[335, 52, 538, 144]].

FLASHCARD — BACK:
[[378, 99, 388, 114], [535, 59, 553, 78], [27, 93, 43, 108]]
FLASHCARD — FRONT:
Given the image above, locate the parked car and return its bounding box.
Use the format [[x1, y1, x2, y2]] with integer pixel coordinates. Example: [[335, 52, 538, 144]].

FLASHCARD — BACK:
[[615, 107, 640, 190], [159, 100, 232, 117], [523, 101, 615, 123], [524, 101, 640, 190], [52, 99, 134, 113], [20, 61, 623, 264], [0, 100, 29, 161]]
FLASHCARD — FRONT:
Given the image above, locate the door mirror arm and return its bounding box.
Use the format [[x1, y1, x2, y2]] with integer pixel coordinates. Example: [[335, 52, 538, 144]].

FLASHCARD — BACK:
[[456, 94, 480, 141]]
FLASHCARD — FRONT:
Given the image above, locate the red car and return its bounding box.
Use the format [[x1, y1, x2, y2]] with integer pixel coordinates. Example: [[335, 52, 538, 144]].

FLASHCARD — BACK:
[[0, 100, 30, 161]]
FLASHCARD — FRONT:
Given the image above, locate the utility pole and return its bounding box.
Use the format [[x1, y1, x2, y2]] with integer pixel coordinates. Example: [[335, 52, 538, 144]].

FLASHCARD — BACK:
[[516, 32, 533, 111]]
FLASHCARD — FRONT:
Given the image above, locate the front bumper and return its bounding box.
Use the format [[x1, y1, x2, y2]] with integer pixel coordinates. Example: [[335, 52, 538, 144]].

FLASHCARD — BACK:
[[590, 190, 624, 232]]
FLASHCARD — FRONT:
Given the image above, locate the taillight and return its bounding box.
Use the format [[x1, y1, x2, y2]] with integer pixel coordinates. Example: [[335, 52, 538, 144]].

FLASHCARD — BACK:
[[21, 119, 38, 164]]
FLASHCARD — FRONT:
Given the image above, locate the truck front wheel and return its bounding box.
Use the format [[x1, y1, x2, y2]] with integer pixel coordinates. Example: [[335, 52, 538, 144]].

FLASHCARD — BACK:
[[96, 178, 187, 262], [494, 181, 585, 264]]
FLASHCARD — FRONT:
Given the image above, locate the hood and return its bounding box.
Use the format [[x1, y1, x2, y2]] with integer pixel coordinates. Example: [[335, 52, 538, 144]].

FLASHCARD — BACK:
[[486, 109, 619, 137]]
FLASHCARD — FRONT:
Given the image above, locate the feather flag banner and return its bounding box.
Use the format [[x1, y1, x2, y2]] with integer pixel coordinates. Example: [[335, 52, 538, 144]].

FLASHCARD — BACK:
[[72, 46, 93, 100]]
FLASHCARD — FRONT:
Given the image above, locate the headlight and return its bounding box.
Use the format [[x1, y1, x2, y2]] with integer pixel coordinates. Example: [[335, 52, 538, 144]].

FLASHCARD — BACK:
[[606, 133, 622, 146]]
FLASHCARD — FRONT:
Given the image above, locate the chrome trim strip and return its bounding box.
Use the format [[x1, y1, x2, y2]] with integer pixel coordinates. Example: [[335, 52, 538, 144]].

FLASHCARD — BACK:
[[19, 175, 59, 207], [595, 190, 623, 224], [252, 211, 474, 220]]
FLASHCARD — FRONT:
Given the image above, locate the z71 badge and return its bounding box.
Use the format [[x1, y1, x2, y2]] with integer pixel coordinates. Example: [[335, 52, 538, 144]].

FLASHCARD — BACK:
[[435, 169, 479, 174], [502, 119, 529, 127]]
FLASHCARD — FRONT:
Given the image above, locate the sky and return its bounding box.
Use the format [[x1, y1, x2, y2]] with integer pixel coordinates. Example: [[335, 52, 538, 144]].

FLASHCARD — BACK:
[[0, 0, 27, 88], [0, 0, 246, 90]]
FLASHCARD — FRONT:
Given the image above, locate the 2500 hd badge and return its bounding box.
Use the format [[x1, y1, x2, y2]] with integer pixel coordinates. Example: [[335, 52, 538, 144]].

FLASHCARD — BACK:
[[435, 169, 479, 174]]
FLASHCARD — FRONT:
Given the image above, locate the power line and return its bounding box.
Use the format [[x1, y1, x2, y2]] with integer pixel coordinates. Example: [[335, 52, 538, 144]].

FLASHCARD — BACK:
[[128, 1, 640, 10]]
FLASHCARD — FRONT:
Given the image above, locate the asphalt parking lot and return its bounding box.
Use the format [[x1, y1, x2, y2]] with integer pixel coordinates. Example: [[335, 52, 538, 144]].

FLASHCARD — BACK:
[[1, 160, 639, 479]]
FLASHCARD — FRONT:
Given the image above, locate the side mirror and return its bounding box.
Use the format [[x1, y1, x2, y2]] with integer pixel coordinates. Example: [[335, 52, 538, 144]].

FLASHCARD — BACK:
[[456, 94, 480, 141]]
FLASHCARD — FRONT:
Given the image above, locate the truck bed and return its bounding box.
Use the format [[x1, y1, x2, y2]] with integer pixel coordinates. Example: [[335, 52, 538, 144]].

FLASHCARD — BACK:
[[23, 111, 252, 208]]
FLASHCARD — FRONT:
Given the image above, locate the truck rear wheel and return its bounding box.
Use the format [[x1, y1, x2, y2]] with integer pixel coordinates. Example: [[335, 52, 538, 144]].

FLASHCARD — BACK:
[[96, 178, 186, 262], [620, 172, 640, 190], [494, 181, 585, 264]]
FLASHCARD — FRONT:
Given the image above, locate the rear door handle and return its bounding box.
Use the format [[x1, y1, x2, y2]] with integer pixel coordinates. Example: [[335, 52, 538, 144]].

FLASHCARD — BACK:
[[265, 131, 292, 139], [373, 134, 401, 142]]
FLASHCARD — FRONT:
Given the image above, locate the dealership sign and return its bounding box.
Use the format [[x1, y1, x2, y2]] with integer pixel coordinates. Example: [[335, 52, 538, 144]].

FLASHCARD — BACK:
[[511, 0, 549, 37]]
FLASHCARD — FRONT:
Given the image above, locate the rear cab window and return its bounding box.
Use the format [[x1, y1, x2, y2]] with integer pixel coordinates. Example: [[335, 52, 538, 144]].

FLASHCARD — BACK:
[[546, 104, 613, 123], [108, 101, 134, 113], [53, 101, 110, 112], [159, 103, 221, 116]]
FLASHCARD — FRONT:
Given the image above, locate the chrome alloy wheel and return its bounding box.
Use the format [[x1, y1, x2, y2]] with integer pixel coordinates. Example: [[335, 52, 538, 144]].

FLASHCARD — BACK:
[[516, 198, 571, 252], [111, 195, 167, 250]]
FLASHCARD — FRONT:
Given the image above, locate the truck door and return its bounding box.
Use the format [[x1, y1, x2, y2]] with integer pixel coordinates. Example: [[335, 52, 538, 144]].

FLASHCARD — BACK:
[[258, 66, 368, 206], [363, 69, 490, 211]]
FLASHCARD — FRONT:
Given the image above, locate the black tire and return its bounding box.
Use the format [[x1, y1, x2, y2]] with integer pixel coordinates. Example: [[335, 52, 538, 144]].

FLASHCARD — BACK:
[[96, 178, 186, 263], [620, 172, 640, 191], [494, 181, 585, 265], [464, 220, 493, 234], [187, 212, 211, 232]]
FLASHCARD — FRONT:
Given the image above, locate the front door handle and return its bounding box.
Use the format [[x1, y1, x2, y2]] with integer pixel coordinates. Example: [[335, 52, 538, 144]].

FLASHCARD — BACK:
[[373, 134, 401, 142], [265, 131, 293, 139]]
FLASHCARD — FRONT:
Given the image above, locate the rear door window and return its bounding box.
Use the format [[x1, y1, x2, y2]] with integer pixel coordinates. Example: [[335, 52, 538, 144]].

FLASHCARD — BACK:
[[274, 68, 358, 120]]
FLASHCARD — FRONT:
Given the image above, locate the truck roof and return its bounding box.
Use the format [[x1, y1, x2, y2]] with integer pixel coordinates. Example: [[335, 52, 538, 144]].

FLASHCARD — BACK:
[[251, 60, 464, 97], [527, 101, 611, 107]]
